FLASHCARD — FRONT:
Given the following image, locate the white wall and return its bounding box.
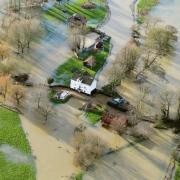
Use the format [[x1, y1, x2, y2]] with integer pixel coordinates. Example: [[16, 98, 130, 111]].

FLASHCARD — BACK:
[[70, 79, 97, 95]]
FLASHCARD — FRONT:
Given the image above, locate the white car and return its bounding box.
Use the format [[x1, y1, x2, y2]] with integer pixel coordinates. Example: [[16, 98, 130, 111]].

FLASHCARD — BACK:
[[57, 90, 70, 100]]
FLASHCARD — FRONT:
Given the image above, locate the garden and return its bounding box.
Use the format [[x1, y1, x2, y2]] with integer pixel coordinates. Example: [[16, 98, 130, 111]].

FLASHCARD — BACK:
[[0, 107, 36, 180], [44, 0, 109, 27], [53, 36, 111, 86]]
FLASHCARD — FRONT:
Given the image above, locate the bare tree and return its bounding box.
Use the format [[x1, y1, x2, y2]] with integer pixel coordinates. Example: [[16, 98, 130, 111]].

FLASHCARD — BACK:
[[159, 91, 173, 122], [39, 103, 53, 123], [8, 18, 42, 54], [35, 91, 42, 109], [110, 115, 127, 135], [131, 122, 153, 140], [73, 131, 105, 169], [11, 84, 26, 106], [176, 93, 180, 122], [0, 75, 12, 101], [0, 42, 10, 61], [116, 43, 141, 75]]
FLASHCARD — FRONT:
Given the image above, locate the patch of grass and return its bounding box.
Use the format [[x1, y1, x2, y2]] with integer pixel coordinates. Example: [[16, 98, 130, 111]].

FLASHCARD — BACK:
[[137, 0, 158, 17], [86, 105, 105, 125], [175, 161, 180, 180], [44, 0, 108, 26], [0, 107, 36, 180], [86, 111, 102, 125], [74, 171, 84, 180]]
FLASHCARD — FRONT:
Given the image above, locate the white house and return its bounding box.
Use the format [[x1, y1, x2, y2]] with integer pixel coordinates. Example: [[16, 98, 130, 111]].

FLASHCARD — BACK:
[[70, 73, 97, 95]]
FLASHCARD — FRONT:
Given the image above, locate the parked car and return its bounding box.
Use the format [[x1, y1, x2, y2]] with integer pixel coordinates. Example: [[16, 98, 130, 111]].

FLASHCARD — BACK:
[[54, 90, 71, 100], [107, 96, 130, 112]]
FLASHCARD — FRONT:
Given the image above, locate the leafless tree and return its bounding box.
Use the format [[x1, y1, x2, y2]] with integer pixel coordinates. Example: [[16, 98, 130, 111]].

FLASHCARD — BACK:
[[11, 84, 26, 106], [159, 91, 173, 122], [176, 93, 180, 122], [0, 42, 10, 61], [39, 103, 53, 123], [73, 131, 105, 169], [7, 18, 42, 54], [0, 75, 12, 101]]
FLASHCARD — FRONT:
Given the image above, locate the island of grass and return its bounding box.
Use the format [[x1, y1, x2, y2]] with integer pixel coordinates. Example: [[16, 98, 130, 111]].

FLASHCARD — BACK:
[[137, 0, 159, 17], [53, 36, 111, 86], [0, 107, 36, 180], [44, 0, 109, 27]]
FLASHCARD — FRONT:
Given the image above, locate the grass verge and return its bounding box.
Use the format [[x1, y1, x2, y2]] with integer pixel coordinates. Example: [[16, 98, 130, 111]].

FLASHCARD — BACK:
[[0, 107, 36, 180]]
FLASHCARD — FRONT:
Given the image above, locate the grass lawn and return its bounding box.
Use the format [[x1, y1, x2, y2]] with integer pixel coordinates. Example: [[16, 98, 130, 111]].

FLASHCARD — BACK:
[[137, 0, 158, 16], [86, 105, 105, 125], [54, 37, 111, 86], [86, 111, 102, 125], [175, 162, 180, 180], [0, 107, 36, 180], [44, 0, 108, 26]]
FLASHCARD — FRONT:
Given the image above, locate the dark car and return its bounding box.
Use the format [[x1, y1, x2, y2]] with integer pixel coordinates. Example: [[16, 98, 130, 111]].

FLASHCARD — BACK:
[[107, 96, 130, 112]]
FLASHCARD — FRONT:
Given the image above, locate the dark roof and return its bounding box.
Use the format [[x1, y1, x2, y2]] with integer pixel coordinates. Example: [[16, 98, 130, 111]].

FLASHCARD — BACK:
[[72, 72, 94, 85]]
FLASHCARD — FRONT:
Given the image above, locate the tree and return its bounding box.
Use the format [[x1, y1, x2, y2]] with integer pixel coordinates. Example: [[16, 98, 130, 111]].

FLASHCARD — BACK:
[[11, 84, 26, 106], [73, 131, 105, 169], [0, 75, 12, 101], [176, 93, 180, 122], [145, 26, 177, 56], [39, 103, 53, 123], [136, 25, 177, 78], [68, 21, 87, 54], [36, 91, 42, 109], [159, 91, 173, 122], [128, 86, 149, 126], [110, 114, 127, 135], [0, 42, 10, 61], [131, 123, 152, 140], [116, 43, 141, 75], [8, 18, 42, 54]]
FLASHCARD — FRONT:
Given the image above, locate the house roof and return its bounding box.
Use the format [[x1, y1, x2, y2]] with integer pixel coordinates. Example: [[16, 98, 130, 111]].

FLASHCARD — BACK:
[[72, 72, 94, 85]]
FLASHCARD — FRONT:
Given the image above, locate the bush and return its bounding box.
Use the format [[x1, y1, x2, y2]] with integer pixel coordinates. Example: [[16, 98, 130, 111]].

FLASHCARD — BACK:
[[101, 83, 119, 97], [130, 123, 152, 140], [73, 132, 105, 169], [47, 77, 54, 85]]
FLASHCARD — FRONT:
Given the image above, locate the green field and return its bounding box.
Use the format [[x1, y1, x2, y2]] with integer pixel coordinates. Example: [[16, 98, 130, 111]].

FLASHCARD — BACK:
[[44, 0, 108, 26], [0, 107, 36, 180]]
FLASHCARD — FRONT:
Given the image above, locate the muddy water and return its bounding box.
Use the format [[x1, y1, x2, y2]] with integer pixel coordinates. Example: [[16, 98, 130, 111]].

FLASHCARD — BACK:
[[151, 0, 180, 90], [119, 0, 180, 117]]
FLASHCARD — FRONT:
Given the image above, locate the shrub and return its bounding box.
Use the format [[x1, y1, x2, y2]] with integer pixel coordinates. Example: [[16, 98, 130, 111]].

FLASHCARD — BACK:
[[101, 83, 119, 97], [47, 77, 54, 84]]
